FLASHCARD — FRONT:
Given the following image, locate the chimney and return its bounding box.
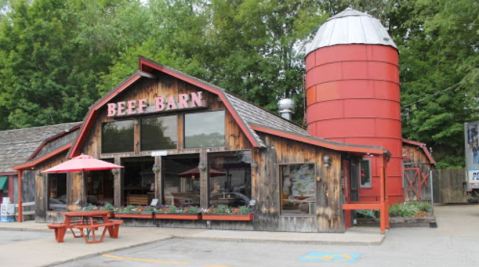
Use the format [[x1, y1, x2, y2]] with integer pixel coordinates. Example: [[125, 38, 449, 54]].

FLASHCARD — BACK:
[[278, 98, 295, 120]]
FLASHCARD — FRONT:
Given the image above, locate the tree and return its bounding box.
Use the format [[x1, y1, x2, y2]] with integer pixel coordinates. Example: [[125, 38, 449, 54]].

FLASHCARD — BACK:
[[0, 0, 147, 128]]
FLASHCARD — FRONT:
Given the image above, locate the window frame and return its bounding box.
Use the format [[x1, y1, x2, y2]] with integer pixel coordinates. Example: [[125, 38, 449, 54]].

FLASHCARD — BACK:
[[359, 158, 372, 188], [183, 109, 226, 149], [278, 162, 317, 216], [101, 119, 135, 154], [139, 114, 178, 151], [206, 150, 253, 208]]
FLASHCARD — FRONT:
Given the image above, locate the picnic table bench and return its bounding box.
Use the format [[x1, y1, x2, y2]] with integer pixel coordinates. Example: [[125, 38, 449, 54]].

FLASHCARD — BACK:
[[48, 210, 123, 244]]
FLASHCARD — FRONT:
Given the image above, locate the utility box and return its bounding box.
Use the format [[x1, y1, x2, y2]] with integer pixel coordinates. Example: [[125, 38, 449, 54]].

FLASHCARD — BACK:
[[0, 197, 15, 222]]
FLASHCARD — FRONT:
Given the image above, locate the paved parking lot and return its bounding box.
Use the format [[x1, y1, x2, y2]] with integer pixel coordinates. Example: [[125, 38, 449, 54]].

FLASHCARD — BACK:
[[58, 205, 479, 267], [0, 229, 49, 245]]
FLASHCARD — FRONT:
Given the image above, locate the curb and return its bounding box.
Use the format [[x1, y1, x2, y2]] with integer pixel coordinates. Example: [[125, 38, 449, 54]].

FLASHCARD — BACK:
[[174, 234, 385, 246]]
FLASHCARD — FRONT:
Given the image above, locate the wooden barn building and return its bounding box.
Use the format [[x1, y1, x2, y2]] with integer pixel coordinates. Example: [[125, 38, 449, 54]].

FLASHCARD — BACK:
[[2, 8, 437, 233], [7, 57, 393, 233]]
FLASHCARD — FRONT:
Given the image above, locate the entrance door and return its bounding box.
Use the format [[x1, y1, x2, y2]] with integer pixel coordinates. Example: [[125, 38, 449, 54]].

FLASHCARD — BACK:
[[350, 159, 360, 202]]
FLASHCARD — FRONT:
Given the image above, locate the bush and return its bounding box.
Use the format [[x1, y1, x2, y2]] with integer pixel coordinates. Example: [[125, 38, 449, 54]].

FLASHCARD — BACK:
[[389, 201, 432, 217]]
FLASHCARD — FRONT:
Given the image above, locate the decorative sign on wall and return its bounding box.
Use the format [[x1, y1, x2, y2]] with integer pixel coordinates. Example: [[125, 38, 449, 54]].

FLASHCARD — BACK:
[[107, 91, 206, 118]]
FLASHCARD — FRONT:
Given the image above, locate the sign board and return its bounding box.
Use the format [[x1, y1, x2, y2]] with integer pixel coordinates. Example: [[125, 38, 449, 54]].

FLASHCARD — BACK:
[[107, 91, 206, 118], [151, 150, 168, 157], [465, 121, 479, 191]]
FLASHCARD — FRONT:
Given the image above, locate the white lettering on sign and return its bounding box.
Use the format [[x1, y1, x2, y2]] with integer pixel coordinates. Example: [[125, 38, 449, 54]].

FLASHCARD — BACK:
[[151, 150, 168, 157], [107, 91, 205, 117]]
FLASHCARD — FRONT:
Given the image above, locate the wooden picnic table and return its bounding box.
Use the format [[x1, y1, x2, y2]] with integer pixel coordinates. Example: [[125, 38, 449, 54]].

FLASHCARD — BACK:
[[48, 210, 122, 244]]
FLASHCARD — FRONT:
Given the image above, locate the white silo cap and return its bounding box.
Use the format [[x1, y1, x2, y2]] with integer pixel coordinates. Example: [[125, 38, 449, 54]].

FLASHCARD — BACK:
[[305, 7, 397, 55]]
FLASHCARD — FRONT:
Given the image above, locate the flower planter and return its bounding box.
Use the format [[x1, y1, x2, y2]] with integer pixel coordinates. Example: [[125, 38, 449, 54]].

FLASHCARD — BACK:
[[154, 214, 201, 220], [202, 213, 253, 222], [113, 213, 154, 219]]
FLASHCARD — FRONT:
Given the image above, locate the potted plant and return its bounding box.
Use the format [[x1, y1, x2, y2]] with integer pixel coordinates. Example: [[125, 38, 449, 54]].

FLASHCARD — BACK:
[[113, 205, 155, 219], [154, 205, 201, 220], [102, 202, 115, 218], [202, 205, 254, 221]]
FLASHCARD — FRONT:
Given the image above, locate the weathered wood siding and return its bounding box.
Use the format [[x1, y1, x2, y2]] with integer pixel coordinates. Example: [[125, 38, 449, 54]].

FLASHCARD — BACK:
[[403, 144, 431, 166], [80, 75, 250, 159], [32, 152, 70, 222], [253, 134, 343, 232]]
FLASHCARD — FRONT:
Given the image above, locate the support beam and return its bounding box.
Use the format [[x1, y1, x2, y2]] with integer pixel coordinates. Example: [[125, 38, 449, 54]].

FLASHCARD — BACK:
[[153, 156, 162, 204], [199, 149, 208, 209], [17, 170, 23, 222], [113, 157, 122, 207]]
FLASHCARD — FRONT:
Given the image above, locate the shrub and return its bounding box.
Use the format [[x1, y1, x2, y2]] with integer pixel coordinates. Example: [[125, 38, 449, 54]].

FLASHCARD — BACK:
[[389, 201, 432, 217]]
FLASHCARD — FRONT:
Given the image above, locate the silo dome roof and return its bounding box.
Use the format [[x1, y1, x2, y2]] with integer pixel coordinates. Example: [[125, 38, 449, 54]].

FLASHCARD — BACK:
[[305, 7, 397, 55]]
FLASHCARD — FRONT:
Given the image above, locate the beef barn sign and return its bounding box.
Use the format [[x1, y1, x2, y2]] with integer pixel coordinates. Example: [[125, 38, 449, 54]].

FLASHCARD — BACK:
[[107, 91, 206, 118]]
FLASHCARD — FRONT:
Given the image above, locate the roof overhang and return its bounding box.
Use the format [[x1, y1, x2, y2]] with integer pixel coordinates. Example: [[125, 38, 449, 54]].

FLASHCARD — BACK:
[[403, 139, 436, 165], [14, 144, 72, 171], [251, 124, 389, 155]]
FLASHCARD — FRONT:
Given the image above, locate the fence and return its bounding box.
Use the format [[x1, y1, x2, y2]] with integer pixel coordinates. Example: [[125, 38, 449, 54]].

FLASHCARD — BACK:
[[14, 201, 35, 221], [432, 168, 467, 204]]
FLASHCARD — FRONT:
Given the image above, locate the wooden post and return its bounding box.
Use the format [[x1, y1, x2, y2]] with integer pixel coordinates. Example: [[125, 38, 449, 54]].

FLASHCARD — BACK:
[[199, 149, 209, 209], [113, 157, 122, 207], [17, 170, 23, 222], [379, 155, 386, 234], [384, 157, 390, 229], [81, 171, 87, 207], [153, 156, 162, 204]]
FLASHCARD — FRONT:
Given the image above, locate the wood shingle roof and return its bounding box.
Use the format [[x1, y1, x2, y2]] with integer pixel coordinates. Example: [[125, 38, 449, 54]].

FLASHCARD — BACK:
[[0, 122, 80, 173]]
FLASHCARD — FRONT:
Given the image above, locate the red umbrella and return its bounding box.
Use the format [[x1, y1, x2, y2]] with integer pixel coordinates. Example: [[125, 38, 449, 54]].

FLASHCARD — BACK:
[[178, 167, 225, 178], [43, 154, 123, 173]]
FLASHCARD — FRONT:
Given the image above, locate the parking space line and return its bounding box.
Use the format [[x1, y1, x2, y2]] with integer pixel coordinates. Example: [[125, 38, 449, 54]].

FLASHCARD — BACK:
[[102, 253, 190, 265]]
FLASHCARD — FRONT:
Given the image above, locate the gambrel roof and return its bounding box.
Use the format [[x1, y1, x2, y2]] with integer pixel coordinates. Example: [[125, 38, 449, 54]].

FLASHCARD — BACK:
[[69, 57, 388, 157]]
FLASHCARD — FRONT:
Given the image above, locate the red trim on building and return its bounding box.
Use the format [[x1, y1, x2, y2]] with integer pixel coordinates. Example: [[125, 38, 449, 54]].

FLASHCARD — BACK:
[[403, 139, 436, 165], [15, 144, 72, 171], [69, 73, 144, 158], [250, 124, 388, 155], [28, 124, 81, 161]]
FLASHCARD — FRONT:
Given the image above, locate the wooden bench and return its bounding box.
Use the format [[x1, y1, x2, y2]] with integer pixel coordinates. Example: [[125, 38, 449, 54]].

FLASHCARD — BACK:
[[48, 223, 67, 243]]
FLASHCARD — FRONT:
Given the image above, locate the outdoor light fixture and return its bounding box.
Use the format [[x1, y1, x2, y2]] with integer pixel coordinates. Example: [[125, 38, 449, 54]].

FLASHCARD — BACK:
[[323, 155, 331, 168]]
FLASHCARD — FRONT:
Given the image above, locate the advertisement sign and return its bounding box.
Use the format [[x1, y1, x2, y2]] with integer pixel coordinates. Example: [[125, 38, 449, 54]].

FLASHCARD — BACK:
[[465, 121, 479, 191]]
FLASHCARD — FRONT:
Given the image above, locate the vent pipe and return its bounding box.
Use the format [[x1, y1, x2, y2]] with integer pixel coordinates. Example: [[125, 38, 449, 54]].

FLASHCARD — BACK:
[[278, 98, 295, 121]]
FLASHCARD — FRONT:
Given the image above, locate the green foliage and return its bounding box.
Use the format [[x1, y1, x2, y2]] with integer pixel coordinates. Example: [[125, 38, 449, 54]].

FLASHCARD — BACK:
[[205, 205, 252, 215], [389, 201, 432, 217], [168, 205, 177, 214], [102, 202, 114, 212], [238, 206, 252, 215], [356, 210, 377, 219], [185, 206, 200, 214], [0, 0, 476, 167]]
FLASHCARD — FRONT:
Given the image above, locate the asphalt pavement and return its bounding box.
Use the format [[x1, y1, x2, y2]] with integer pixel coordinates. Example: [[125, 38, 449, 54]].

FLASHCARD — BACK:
[[57, 205, 479, 267]]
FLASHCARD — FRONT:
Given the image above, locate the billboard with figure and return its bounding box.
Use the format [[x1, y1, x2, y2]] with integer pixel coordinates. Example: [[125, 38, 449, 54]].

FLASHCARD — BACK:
[[465, 121, 479, 192]]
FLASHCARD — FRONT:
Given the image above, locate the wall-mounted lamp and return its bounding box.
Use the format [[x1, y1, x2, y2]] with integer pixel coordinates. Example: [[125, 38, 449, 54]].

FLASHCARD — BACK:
[[323, 155, 331, 168]]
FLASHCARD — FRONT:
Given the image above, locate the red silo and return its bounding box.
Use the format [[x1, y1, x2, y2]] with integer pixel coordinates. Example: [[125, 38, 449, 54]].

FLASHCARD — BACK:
[[305, 8, 403, 203]]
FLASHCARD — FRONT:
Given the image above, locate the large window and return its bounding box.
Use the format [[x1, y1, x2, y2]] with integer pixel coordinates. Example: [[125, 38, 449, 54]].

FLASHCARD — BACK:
[[102, 120, 134, 153], [141, 116, 177, 151], [208, 151, 252, 207], [184, 110, 225, 148], [280, 164, 316, 215], [360, 159, 372, 188], [162, 154, 200, 207]]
